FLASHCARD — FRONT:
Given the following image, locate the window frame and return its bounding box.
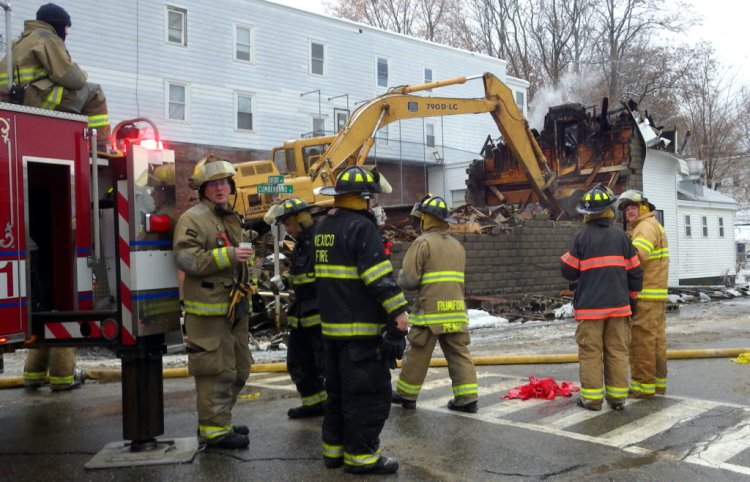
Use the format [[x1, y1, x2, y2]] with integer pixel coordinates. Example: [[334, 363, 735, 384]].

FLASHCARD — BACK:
[[234, 91, 254, 132], [312, 117, 326, 137], [334, 108, 349, 133], [684, 214, 691, 237], [424, 67, 433, 91], [376, 56, 389, 88], [425, 122, 435, 147], [309, 40, 326, 77], [165, 80, 190, 123], [515, 91, 525, 115], [165, 5, 187, 47], [719, 217, 725, 237], [701, 216, 708, 237], [233, 23, 255, 64]]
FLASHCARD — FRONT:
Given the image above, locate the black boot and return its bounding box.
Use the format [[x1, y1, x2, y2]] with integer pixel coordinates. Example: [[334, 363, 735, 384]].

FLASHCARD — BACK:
[[391, 391, 416, 409], [205, 431, 249, 449], [233, 425, 249, 435], [345, 455, 399, 475], [447, 400, 478, 413], [288, 402, 325, 419]]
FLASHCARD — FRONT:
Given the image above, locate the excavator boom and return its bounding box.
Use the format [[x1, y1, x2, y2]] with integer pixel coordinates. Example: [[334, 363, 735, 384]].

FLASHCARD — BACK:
[[307, 72, 564, 216]]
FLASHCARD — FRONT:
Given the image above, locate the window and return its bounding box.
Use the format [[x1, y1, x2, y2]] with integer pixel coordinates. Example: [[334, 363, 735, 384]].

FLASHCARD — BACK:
[[655, 210, 664, 226], [515, 91, 525, 114], [235, 93, 253, 130], [424, 68, 433, 84], [312, 117, 325, 136], [450, 189, 466, 207], [166, 81, 188, 121], [702, 216, 708, 237], [334, 108, 349, 133], [234, 24, 254, 62], [719, 217, 725, 237], [310, 41, 325, 76], [425, 123, 435, 147], [377, 57, 388, 88], [166, 6, 187, 46], [684, 215, 691, 237], [376, 124, 389, 145]]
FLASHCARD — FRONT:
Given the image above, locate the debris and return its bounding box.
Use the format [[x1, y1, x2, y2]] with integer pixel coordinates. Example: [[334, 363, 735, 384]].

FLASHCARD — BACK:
[[503, 374, 579, 400], [732, 353, 750, 364]]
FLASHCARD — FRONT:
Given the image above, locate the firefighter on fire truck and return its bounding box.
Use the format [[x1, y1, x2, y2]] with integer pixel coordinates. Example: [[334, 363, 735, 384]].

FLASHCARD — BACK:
[[0, 3, 110, 149], [173, 155, 256, 449]]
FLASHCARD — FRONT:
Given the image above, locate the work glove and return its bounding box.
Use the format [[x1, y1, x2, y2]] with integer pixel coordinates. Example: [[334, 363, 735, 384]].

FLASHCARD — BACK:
[[380, 330, 406, 369], [630, 299, 638, 317], [270, 275, 285, 295]]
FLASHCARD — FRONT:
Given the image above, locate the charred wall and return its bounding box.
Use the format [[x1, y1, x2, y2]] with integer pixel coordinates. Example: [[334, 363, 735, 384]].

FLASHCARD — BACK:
[[390, 220, 581, 296]]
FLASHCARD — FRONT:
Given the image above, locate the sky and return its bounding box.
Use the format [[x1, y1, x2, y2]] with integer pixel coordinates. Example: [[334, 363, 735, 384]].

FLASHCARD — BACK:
[[266, 0, 750, 88]]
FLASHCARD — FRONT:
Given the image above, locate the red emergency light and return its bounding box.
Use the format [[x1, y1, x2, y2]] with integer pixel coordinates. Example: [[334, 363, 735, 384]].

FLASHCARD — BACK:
[[101, 318, 119, 341], [0, 337, 8, 344], [145, 213, 172, 233], [140, 139, 165, 150]]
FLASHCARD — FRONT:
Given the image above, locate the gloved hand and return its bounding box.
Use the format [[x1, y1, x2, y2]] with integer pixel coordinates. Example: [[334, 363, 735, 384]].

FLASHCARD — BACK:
[[630, 299, 638, 316], [270, 275, 285, 295], [381, 330, 406, 369]]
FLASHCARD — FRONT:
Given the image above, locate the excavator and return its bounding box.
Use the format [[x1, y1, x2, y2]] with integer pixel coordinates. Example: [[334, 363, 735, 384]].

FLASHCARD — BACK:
[[233, 72, 564, 220], [234, 72, 666, 220]]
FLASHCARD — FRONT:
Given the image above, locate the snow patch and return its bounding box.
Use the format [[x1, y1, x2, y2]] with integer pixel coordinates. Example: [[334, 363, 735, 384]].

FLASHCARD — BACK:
[[467, 309, 508, 329], [554, 303, 575, 319]]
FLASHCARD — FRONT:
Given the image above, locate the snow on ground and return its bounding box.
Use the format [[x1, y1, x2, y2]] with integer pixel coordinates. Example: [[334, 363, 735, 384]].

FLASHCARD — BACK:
[[467, 309, 509, 329]]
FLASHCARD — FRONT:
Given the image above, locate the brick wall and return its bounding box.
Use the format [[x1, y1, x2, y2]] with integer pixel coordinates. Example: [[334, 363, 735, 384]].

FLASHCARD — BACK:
[[389, 219, 581, 297]]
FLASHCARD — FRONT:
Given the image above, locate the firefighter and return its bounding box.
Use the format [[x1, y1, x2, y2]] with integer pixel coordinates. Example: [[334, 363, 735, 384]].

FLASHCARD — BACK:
[[0, 3, 110, 148], [314, 165, 409, 475], [267, 197, 326, 419], [561, 186, 643, 411], [617, 190, 670, 398], [392, 195, 478, 413], [24, 237, 83, 391], [173, 155, 255, 449], [144, 163, 179, 241]]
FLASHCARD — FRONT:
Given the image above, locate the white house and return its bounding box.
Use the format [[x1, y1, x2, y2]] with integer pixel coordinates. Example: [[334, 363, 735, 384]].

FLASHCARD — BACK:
[[4, 1, 528, 168]]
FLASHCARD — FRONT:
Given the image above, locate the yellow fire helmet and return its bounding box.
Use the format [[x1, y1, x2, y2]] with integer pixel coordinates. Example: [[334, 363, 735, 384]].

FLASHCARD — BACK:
[[189, 155, 236, 190], [147, 163, 176, 187]]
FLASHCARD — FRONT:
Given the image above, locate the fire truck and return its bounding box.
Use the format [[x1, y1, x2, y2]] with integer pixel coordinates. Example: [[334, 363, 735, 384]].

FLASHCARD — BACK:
[[0, 102, 195, 466]]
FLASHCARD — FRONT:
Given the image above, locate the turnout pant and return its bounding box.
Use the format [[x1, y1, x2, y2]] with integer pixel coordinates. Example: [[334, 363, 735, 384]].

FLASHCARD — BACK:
[[322, 338, 391, 470], [23, 347, 76, 387], [630, 300, 667, 396], [287, 325, 326, 406], [185, 314, 253, 441], [575, 316, 630, 406], [396, 326, 478, 405]]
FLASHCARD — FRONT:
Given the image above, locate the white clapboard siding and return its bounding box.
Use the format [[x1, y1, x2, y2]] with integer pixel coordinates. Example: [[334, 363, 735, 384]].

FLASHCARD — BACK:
[[7, 1, 528, 156], [677, 201, 737, 282], [643, 149, 681, 285]]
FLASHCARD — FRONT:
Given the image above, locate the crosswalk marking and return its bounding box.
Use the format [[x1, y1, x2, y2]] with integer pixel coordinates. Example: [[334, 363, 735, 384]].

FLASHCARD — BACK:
[[245, 369, 750, 477]]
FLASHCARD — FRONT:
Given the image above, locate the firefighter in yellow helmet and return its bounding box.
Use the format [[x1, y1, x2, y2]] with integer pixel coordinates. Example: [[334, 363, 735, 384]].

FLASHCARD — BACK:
[[315, 165, 409, 474], [617, 190, 670, 398], [266, 197, 326, 419], [0, 4, 110, 148], [393, 196, 478, 413], [142, 163, 178, 242], [173, 155, 255, 449], [561, 186, 643, 411]]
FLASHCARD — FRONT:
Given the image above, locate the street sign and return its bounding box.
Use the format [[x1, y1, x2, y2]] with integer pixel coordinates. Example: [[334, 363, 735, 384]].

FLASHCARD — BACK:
[[257, 184, 294, 194], [268, 175, 284, 184]]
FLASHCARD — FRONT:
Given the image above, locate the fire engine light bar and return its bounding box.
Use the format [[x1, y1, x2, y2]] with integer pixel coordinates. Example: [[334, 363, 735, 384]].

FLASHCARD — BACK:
[[140, 139, 165, 150], [101, 318, 119, 341], [145, 213, 171, 233]]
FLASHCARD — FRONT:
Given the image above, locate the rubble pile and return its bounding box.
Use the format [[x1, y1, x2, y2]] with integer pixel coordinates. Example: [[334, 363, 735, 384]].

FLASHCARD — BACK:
[[467, 294, 572, 322]]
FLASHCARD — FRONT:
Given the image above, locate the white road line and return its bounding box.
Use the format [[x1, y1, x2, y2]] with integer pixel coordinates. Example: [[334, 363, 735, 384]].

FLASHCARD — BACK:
[[684, 418, 750, 466], [603, 399, 714, 447], [535, 399, 637, 429]]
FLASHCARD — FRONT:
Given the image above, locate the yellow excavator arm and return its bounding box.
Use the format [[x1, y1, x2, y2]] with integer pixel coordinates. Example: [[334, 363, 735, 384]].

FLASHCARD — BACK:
[[307, 72, 563, 215]]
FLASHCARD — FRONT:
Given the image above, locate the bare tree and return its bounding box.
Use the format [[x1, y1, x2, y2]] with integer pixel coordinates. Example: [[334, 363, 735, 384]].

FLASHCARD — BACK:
[[327, 0, 418, 35], [590, 0, 695, 100], [676, 43, 742, 188]]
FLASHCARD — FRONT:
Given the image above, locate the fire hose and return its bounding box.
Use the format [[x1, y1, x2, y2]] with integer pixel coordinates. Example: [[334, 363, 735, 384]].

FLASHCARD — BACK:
[[1, 347, 749, 389]]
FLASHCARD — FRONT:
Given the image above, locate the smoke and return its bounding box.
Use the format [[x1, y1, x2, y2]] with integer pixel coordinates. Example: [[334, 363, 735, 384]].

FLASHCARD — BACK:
[[528, 71, 602, 130]]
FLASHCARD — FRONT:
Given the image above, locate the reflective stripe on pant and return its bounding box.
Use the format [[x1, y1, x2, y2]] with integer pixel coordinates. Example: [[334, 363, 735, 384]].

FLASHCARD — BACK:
[[23, 347, 76, 387], [630, 300, 667, 395], [322, 338, 391, 469], [185, 314, 253, 438], [397, 326, 478, 404], [287, 324, 326, 405], [575, 316, 630, 403]]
